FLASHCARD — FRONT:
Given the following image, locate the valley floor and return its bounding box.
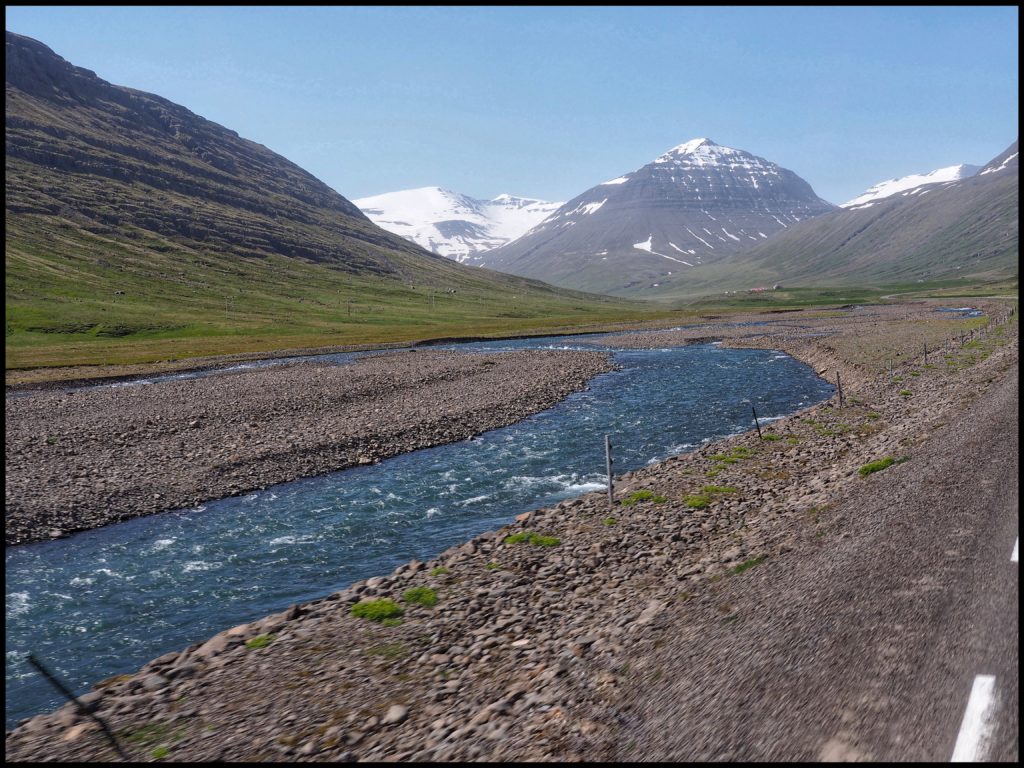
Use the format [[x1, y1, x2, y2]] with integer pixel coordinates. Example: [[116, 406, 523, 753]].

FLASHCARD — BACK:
[[4, 299, 1018, 762]]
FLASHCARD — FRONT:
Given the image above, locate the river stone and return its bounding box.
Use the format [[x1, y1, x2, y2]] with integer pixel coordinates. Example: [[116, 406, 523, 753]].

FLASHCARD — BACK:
[[382, 704, 409, 725]]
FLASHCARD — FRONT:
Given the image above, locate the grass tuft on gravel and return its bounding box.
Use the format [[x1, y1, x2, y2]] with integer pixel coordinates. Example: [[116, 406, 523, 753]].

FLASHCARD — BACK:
[[350, 598, 404, 622], [858, 457, 896, 477], [402, 587, 438, 607], [504, 531, 560, 547]]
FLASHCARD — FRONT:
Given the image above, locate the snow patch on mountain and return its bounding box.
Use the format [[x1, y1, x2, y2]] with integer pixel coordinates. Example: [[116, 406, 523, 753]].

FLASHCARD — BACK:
[[354, 186, 562, 263], [978, 152, 1017, 175], [841, 164, 981, 210]]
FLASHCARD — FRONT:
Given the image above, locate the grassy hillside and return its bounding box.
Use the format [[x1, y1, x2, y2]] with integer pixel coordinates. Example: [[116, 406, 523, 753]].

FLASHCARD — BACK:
[[5, 209, 670, 369], [5, 32, 668, 371]]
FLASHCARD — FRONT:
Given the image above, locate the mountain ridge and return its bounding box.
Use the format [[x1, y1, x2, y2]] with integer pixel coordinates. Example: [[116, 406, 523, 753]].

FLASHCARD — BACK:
[[841, 163, 981, 210]]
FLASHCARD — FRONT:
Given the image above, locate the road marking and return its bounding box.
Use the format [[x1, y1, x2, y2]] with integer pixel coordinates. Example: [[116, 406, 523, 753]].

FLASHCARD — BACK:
[[1012, 537, 1018, 563], [951, 674, 997, 762]]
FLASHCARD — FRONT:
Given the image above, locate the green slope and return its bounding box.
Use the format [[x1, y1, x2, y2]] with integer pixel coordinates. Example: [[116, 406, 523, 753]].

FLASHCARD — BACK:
[[5, 32, 664, 370]]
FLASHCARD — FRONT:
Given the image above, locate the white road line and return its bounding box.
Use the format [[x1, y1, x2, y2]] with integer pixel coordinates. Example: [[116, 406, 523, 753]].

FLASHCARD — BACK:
[[951, 674, 997, 762], [1012, 537, 1018, 563]]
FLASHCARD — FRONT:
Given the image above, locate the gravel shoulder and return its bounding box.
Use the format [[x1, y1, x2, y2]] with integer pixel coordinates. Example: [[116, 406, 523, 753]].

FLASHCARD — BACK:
[[4, 349, 613, 546], [4, 300, 1017, 761]]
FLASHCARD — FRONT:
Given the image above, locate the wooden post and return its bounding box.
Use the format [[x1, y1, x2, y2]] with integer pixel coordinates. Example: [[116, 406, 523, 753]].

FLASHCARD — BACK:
[[604, 435, 614, 507], [752, 405, 763, 439], [924, 342, 928, 364], [836, 371, 843, 408]]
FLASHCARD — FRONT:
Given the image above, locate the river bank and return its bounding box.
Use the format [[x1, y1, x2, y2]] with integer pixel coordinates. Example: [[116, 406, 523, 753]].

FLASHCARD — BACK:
[[5, 299, 1017, 761], [4, 349, 613, 546]]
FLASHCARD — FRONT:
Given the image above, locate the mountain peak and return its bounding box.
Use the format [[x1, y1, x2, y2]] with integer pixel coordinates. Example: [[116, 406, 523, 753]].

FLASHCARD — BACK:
[[669, 137, 718, 153], [653, 138, 748, 165]]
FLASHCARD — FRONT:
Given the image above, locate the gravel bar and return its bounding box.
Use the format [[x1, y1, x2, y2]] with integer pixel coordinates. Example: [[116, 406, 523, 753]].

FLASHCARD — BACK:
[[4, 349, 613, 546]]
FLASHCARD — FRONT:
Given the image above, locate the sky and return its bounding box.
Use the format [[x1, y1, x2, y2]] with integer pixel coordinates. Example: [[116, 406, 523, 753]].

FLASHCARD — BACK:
[[5, 6, 1019, 206]]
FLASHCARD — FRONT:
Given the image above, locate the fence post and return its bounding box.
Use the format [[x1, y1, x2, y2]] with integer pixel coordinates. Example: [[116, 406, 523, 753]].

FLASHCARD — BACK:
[[751, 405, 763, 439], [604, 435, 614, 507], [26, 653, 129, 760], [836, 371, 843, 408]]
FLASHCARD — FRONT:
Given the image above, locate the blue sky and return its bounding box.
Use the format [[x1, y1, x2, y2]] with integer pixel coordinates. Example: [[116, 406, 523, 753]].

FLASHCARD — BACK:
[[5, 6, 1019, 205]]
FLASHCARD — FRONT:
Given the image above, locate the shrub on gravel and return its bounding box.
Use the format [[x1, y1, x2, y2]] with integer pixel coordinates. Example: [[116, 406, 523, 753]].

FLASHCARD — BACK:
[[351, 598, 404, 622], [684, 494, 711, 509]]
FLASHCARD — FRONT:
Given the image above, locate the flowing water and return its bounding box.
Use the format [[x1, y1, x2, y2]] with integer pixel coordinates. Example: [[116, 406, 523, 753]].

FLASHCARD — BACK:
[[5, 334, 834, 727]]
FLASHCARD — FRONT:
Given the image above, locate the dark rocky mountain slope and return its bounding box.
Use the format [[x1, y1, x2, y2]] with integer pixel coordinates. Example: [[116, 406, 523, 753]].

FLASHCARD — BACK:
[[481, 138, 836, 296]]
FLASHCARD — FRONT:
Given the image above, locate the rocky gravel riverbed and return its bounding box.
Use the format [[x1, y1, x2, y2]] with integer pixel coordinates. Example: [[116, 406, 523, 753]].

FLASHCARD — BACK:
[[4, 349, 613, 546], [5, 300, 1017, 761]]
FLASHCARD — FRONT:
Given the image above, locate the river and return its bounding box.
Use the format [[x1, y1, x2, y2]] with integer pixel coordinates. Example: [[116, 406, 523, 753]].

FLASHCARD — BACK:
[[5, 332, 834, 727]]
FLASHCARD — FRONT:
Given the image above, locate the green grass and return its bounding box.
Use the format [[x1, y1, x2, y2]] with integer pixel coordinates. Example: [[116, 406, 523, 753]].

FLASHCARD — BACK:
[[485, 561, 502, 570], [429, 566, 450, 577], [730, 555, 766, 575], [858, 457, 896, 477], [152, 746, 170, 760], [899, 389, 913, 397], [601, 517, 617, 526], [620, 489, 668, 506], [350, 598, 404, 622], [504, 530, 561, 547], [761, 433, 782, 441], [402, 586, 438, 607], [244, 634, 275, 650]]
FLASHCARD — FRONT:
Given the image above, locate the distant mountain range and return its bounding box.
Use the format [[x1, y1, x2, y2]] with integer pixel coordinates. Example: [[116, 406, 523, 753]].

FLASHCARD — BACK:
[[354, 187, 561, 264], [841, 164, 981, 210], [478, 138, 837, 296], [651, 140, 1018, 296]]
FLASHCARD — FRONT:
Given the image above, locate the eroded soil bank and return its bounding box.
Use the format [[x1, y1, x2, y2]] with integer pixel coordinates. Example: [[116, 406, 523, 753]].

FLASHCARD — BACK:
[[5, 299, 1017, 761]]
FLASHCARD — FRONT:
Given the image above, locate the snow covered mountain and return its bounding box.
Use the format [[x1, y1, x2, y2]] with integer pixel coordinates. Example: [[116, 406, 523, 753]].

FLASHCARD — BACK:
[[841, 163, 982, 210], [481, 138, 835, 296], [353, 187, 562, 264]]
